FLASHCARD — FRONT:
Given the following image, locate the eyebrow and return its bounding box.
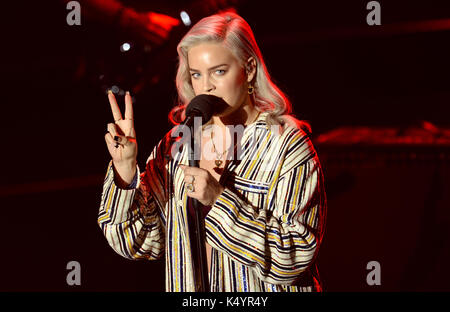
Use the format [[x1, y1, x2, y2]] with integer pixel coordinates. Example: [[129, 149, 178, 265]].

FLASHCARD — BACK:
[[189, 64, 228, 72]]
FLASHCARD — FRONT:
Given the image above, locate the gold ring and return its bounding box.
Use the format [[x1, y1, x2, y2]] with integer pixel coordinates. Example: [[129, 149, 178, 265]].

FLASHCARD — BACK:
[[185, 183, 195, 193]]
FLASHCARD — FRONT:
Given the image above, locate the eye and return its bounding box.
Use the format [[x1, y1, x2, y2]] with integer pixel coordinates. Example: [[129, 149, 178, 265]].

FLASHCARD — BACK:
[[215, 69, 226, 75], [191, 72, 200, 79]]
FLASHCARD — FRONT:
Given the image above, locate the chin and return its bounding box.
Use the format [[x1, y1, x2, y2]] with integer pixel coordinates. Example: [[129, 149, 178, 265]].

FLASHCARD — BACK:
[[219, 106, 245, 121]]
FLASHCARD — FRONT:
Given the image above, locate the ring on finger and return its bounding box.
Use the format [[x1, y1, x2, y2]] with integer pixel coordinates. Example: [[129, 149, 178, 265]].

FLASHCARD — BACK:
[[185, 183, 195, 193]]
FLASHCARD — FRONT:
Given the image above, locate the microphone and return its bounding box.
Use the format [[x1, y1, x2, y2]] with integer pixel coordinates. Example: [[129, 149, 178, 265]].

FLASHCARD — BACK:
[[181, 94, 227, 127], [165, 95, 226, 161], [180, 94, 227, 292]]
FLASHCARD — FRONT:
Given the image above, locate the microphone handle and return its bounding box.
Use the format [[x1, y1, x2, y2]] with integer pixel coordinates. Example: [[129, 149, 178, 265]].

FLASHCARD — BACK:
[[182, 114, 195, 127], [188, 124, 210, 292]]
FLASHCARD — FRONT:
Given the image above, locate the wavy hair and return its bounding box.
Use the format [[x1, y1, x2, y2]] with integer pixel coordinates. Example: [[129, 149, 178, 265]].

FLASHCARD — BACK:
[[170, 11, 309, 133]]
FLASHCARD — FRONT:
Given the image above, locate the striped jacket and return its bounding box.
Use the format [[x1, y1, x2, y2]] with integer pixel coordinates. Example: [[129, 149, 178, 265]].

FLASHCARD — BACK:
[[98, 112, 327, 292]]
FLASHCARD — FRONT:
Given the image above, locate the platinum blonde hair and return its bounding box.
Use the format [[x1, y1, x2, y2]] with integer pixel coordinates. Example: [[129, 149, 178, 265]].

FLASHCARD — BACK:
[[170, 11, 308, 132]]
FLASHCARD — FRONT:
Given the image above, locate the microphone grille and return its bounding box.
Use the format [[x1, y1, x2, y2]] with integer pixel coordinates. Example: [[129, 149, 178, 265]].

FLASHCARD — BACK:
[[186, 94, 225, 124]]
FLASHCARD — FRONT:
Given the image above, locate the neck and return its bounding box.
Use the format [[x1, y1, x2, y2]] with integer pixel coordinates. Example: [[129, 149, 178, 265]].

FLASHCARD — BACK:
[[206, 97, 260, 154], [211, 98, 259, 130]]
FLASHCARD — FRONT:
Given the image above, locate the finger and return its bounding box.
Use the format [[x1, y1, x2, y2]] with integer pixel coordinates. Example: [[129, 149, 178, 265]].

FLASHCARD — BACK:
[[105, 132, 122, 151], [183, 175, 195, 184], [107, 123, 118, 136], [108, 90, 123, 122], [185, 182, 198, 197], [124, 91, 134, 122], [129, 127, 136, 138], [179, 165, 204, 177], [185, 191, 196, 199], [105, 132, 115, 146], [113, 134, 128, 145]]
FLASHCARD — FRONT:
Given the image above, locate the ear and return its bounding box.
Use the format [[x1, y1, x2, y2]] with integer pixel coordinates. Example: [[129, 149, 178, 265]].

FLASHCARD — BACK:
[[245, 57, 256, 83]]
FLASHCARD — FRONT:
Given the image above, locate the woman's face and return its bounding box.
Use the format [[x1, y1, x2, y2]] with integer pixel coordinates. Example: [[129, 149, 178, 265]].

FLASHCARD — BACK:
[[188, 42, 252, 117]]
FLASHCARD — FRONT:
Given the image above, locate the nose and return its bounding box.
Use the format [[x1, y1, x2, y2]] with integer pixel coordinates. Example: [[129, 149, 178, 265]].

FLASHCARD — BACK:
[[203, 76, 215, 93]]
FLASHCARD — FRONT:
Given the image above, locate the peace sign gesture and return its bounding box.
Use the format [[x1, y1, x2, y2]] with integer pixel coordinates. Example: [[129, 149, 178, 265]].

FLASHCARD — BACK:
[[105, 90, 138, 185]]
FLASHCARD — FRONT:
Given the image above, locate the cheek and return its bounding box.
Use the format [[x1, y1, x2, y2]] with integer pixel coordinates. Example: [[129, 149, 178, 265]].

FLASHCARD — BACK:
[[191, 79, 201, 95], [231, 69, 247, 88], [230, 74, 247, 101], [221, 72, 247, 97]]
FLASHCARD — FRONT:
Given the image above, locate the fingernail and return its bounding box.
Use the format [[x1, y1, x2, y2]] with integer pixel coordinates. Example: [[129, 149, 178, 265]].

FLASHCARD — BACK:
[[108, 89, 112, 95], [126, 91, 130, 95], [114, 136, 119, 141]]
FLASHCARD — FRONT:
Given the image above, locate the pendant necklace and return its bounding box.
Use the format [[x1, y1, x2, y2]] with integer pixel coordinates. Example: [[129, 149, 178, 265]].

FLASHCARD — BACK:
[[210, 111, 261, 168], [210, 130, 228, 167]]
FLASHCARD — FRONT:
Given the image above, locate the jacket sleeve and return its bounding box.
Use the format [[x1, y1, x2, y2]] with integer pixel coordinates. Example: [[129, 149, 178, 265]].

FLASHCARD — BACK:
[[98, 137, 170, 260], [205, 132, 326, 285]]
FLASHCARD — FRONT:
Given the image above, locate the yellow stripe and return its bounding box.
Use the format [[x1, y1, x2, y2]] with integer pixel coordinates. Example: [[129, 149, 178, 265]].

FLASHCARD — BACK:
[[266, 129, 297, 203], [308, 205, 317, 227], [123, 222, 134, 256], [122, 193, 137, 257], [290, 132, 301, 145], [290, 165, 303, 209], [244, 131, 271, 179], [267, 164, 282, 196], [266, 232, 313, 247], [98, 183, 116, 223]]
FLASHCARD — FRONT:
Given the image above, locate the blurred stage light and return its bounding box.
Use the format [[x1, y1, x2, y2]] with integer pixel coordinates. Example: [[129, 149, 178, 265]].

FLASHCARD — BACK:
[[120, 42, 131, 52], [180, 11, 191, 26]]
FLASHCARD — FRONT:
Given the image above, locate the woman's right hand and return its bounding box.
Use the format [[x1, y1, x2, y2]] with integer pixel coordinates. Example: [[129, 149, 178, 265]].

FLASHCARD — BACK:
[[105, 90, 138, 185]]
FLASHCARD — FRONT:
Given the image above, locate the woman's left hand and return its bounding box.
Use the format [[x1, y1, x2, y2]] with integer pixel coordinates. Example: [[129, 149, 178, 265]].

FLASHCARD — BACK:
[[179, 165, 224, 206]]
